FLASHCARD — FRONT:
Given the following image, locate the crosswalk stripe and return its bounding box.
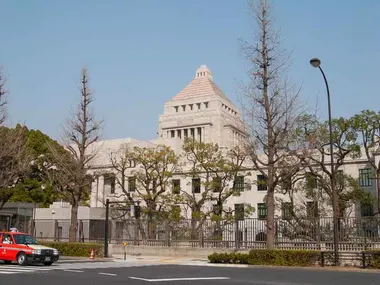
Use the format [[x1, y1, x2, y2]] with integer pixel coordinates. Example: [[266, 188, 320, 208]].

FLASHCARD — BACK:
[[0, 271, 18, 274], [0, 261, 160, 275], [1, 268, 37, 272]]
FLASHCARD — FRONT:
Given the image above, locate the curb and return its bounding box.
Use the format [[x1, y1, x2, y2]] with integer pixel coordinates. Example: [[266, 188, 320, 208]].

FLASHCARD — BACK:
[[182, 263, 380, 273]]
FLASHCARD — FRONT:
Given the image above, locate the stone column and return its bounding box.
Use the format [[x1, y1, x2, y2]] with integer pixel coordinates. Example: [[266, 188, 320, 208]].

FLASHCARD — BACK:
[[90, 176, 99, 207], [98, 175, 105, 207]]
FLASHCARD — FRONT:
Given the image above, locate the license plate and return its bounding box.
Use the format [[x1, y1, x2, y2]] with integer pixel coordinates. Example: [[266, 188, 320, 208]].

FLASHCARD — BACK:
[[45, 257, 51, 261]]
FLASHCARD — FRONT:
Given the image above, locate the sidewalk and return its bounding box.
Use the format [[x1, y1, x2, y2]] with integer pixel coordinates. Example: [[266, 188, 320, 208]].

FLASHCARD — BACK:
[[111, 254, 380, 273], [112, 254, 209, 265], [58, 256, 114, 263]]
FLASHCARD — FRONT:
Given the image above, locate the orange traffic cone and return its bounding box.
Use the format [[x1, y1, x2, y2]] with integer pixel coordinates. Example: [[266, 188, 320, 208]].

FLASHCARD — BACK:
[[90, 249, 94, 260]]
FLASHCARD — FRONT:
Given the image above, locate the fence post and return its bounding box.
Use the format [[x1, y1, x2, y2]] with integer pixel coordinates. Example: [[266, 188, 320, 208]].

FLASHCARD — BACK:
[[54, 220, 58, 241], [29, 219, 35, 236], [361, 251, 366, 269], [165, 220, 170, 247], [79, 220, 84, 242], [244, 227, 248, 249], [235, 217, 240, 250], [104, 199, 109, 258], [321, 251, 325, 267], [199, 223, 204, 248]]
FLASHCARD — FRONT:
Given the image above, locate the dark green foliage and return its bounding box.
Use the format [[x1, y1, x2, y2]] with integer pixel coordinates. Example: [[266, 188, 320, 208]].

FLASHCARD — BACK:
[[40, 242, 103, 257], [208, 249, 320, 267], [5, 126, 68, 207], [366, 250, 380, 269]]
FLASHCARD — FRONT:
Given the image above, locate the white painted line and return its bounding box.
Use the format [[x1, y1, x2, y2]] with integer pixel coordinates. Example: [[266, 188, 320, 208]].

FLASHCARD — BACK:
[[63, 269, 84, 273], [98, 272, 118, 276], [0, 268, 36, 272], [0, 271, 17, 274], [129, 277, 151, 281], [129, 277, 230, 282]]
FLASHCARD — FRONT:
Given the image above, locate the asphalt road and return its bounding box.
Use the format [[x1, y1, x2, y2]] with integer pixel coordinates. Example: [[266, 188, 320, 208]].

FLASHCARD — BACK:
[[0, 263, 379, 285]]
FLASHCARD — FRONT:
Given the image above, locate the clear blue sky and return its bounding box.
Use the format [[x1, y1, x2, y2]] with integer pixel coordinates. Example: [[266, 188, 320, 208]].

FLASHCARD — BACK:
[[1, 0, 379, 141]]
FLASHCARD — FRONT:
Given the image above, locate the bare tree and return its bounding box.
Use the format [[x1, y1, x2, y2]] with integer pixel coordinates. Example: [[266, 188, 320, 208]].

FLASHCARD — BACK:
[[0, 70, 31, 210], [239, 0, 303, 249], [0, 126, 31, 210], [0, 67, 8, 125], [46, 68, 103, 242]]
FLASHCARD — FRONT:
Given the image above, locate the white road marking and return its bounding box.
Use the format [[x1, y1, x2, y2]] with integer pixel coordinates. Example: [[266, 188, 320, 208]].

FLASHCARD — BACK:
[[98, 272, 117, 276], [129, 277, 230, 282], [0, 261, 160, 275]]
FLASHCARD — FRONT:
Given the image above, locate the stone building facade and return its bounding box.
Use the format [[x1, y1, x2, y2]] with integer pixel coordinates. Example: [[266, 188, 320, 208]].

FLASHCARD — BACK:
[[85, 65, 378, 220]]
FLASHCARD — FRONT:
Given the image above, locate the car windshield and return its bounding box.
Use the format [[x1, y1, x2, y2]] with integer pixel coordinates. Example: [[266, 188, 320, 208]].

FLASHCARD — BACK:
[[13, 234, 39, 245]]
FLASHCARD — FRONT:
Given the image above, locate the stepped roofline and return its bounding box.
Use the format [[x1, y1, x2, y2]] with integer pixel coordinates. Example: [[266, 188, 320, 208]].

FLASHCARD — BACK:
[[171, 65, 232, 104]]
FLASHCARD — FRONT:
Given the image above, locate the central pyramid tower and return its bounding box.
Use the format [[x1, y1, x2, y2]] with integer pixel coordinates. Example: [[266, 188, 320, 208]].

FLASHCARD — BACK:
[[157, 65, 246, 153]]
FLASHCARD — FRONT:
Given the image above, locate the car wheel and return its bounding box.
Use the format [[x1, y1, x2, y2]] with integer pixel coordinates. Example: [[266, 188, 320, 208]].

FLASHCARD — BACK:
[[4, 260, 12, 264], [16, 252, 28, 266], [43, 262, 53, 266]]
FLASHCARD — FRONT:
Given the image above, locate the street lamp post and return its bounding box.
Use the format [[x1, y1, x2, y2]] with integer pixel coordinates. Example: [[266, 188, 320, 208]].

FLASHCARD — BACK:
[[310, 58, 339, 266]]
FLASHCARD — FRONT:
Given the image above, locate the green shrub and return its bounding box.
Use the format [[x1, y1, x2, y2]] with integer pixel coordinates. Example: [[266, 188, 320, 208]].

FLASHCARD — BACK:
[[248, 249, 320, 267], [208, 249, 320, 267], [208, 252, 249, 264], [366, 250, 380, 269], [40, 242, 104, 257]]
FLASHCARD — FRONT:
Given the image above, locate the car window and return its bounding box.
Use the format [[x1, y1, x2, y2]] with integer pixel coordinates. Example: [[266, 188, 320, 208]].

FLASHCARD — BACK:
[[2, 234, 13, 244], [13, 234, 39, 245]]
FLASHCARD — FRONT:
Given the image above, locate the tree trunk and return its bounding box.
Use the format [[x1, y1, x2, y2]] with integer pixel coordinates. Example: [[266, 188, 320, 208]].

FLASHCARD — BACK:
[[266, 186, 275, 249], [191, 217, 198, 240], [147, 209, 156, 240], [69, 203, 78, 242], [377, 169, 380, 214]]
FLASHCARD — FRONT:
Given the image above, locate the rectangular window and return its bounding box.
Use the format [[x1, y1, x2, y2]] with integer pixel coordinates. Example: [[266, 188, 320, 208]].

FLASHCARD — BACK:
[[233, 176, 245, 192], [171, 130, 175, 138], [359, 168, 372, 187], [212, 177, 222, 193], [257, 175, 267, 191], [282, 202, 292, 219], [306, 201, 318, 218], [128, 159, 136, 168], [192, 178, 201, 193], [257, 203, 267, 219], [235, 203, 244, 220], [128, 177, 136, 192], [104, 174, 116, 194], [172, 179, 181, 194]]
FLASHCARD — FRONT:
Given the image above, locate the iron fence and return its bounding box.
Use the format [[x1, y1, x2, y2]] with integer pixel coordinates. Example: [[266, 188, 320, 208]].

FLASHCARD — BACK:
[[31, 216, 380, 251]]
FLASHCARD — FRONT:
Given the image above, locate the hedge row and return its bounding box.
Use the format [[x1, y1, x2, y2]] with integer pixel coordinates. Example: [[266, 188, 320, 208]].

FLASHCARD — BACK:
[[40, 242, 104, 257], [367, 250, 380, 269], [208, 249, 320, 267]]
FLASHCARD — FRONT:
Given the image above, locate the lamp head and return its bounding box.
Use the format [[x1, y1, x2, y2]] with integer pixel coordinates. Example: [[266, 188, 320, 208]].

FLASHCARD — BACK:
[[310, 58, 321, 68]]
